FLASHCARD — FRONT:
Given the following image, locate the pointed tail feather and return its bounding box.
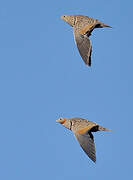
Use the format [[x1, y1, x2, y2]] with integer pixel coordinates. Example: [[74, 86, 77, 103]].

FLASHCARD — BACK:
[[98, 126, 112, 131], [96, 21, 112, 28], [101, 23, 112, 28]]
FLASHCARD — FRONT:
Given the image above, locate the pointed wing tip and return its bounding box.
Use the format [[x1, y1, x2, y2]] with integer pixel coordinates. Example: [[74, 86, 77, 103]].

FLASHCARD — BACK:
[[90, 157, 96, 163], [85, 64, 91, 67], [85, 60, 91, 67], [93, 159, 96, 163], [89, 153, 96, 163], [85, 62, 91, 67]]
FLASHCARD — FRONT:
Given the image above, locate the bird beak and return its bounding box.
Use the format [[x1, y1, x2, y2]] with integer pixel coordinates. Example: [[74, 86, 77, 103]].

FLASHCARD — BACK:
[[56, 119, 60, 122], [60, 16, 64, 20], [56, 118, 66, 124]]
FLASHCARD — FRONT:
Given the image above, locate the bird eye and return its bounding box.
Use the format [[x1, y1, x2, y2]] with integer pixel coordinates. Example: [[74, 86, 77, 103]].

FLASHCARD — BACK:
[[64, 16, 65, 18]]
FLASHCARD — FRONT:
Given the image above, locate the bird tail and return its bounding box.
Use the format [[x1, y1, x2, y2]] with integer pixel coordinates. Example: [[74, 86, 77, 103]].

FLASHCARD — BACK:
[[98, 125, 112, 131], [96, 21, 112, 28], [101, 23, 112, 28]]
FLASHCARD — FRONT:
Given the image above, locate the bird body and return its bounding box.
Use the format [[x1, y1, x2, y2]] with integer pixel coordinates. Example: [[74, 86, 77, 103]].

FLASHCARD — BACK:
[[56, 117, 111, 163], [61, 15, 111, 66]]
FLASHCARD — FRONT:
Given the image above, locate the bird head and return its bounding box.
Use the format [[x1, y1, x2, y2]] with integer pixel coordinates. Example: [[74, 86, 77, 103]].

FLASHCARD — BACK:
[[61, 15, 75, 27], [56, 117, 72, 130]]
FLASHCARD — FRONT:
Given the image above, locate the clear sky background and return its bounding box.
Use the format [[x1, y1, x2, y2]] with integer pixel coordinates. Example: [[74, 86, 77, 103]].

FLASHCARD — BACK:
[[0, 0, 132, 179]]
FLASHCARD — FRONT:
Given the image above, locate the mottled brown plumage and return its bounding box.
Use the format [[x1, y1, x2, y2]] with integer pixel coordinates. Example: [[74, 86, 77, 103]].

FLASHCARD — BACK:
[[56, 117, 111, 163], [61, 15, 111, 66]]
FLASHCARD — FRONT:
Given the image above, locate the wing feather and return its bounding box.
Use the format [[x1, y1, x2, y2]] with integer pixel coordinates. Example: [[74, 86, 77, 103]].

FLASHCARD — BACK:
[[74, 132, 96, 162], [74, 29, 92, 66]]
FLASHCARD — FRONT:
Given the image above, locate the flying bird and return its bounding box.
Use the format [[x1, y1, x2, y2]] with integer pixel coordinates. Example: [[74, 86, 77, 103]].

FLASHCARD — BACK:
[[56, 117, 111, 163], [61, 15, 111, 66]]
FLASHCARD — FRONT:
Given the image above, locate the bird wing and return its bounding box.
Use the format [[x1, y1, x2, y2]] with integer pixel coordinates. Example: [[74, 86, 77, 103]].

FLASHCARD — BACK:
[[74, 126, 96, 162], [73, 28, 92, 66], [79, 23, 96, 35]]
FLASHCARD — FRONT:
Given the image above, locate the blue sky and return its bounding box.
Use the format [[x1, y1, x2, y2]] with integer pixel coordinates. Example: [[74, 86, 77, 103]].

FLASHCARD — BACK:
[[0, 0, 133, 179]]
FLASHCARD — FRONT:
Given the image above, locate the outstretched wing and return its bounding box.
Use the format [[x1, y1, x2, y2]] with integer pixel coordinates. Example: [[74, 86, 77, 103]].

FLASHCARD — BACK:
[[74, 29, 92, 66], [74, 126, 96, 162]]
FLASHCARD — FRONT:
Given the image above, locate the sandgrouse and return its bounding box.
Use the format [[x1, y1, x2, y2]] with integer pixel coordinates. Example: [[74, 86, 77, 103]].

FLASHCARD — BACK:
[[61, 15, 111, 66], [56, 117, 111, 163]]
